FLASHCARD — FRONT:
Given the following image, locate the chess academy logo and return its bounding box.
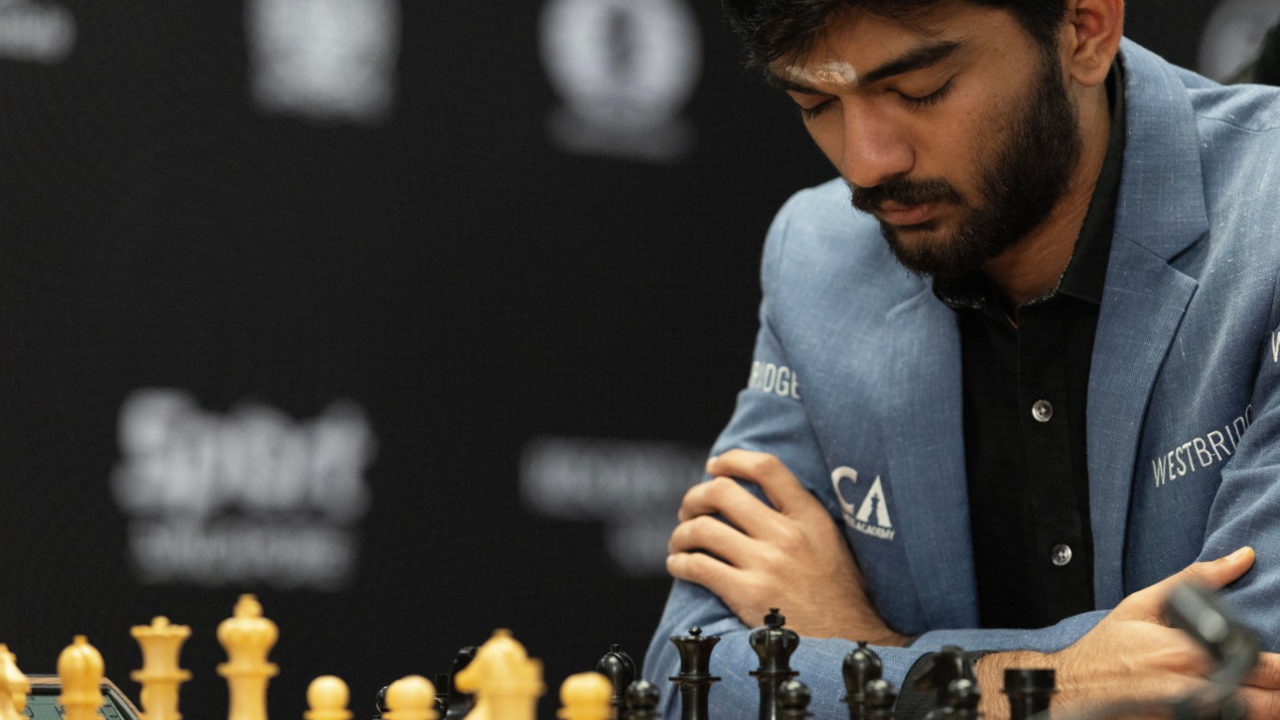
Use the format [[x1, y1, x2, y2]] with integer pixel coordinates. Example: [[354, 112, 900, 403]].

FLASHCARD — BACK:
[[246, 0, 400, 124], [0, 0, 75, 63], [539, 0, 702, 163], [830, 466, 895, 541], [1197, 0, 1280, 81], [111, 389, 376, 590]]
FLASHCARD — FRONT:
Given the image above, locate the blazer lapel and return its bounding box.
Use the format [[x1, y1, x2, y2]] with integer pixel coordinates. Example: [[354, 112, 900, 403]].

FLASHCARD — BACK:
[[883, 285, 979, 629], [1088, 40, 1208, 607]]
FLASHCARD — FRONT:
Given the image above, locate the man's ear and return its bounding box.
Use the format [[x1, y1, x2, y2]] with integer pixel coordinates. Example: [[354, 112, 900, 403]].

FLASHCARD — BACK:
[[1062, 0, 1124, 87]]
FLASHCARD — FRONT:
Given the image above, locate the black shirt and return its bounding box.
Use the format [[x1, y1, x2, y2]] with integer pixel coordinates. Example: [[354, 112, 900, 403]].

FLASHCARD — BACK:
[[932, 63, 1126, 629]]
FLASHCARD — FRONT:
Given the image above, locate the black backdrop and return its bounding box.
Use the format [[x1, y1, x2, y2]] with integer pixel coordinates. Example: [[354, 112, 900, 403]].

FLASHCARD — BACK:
[[0, 1, 1273, 718]]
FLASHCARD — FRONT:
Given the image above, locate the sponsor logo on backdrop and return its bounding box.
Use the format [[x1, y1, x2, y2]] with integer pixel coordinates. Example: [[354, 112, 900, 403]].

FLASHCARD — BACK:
[[112, 389, 376, 590], [1198, 0, 1280, 82], [520, 436, 706, 575], [246, 0, 399, 124], [539, 0, 702, 163], [0, 0, 75, 63], [831, 466, 895, 541]]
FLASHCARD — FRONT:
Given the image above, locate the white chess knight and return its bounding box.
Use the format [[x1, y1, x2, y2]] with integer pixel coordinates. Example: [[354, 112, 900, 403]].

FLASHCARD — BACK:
[[246, 0, 400, 124]]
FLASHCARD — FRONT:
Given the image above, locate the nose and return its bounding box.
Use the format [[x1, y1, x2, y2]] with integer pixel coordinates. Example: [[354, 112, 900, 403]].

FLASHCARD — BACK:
[[840, 105, 914, 189]]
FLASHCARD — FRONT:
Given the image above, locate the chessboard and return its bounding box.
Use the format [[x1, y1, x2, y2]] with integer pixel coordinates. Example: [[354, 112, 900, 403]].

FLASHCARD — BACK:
[[0, 595, 1059, 720]]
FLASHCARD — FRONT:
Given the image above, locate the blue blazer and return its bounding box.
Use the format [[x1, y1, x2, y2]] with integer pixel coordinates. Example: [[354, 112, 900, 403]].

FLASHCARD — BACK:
[[645, 39, 1280, 719]]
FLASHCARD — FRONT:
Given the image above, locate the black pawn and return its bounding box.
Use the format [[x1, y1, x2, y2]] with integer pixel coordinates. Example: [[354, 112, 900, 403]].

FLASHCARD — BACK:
[[1003, 669, 1055, 720], [776, 680, 813, 720], [912, 645, 973, 713], [373, 686, 389, 720], [842, 642, 884, 720], [864, 680, 896, 720], [624, 680, 661, 720], [434, 674, 451, 718], [444, 646, 478, 720], [750, 609, 800, 720], [669, 626, 721, 720], [598, 645, 638, 716], [947, 679, 981, 720]]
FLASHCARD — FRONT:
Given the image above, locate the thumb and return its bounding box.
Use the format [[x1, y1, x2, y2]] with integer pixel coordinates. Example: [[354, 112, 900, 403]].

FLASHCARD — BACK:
[[1116, 547, 1255, 621]]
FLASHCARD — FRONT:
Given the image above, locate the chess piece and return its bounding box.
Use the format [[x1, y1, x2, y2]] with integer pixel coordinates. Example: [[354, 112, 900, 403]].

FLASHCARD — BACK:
[[864, 680, 896, 720], [596, 646, 637, 718], [668, 627, 720, 720], [775, 681, 812, 720], [0, 645, 30, 720], [306, 677, 353, 720], [59, 635, 106, 720], [912, 646, 972, 715], [557, 673, 612, 720], [622, 681, 659, 720], [946, 679, 981, 720], [385, 676, 437, 720], [750, 610, 799, 720], [456, 630, 544, 720], [432, 675, 450, 719], [842, 642, 883, 720], [131, 616, 193, 720], [1003, 669, 1054, 720], [218, 594, 280, 720], [373, 687, 389, 720], [443, 647, 477, 720]]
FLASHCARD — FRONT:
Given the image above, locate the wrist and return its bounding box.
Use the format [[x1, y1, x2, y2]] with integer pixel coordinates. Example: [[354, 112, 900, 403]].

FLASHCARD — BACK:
[[973, 650, 1051, 720]]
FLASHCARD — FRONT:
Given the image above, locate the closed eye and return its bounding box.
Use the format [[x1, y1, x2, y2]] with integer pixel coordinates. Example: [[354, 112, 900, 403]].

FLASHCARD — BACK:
[[799, 99, 835, 120], [897, 78, 954, 109]]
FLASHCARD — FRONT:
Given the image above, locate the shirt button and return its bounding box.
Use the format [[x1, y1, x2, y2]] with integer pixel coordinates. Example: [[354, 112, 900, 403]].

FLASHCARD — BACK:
[[1032, 400, 1054, 423], [1051, 544, 1073, 567]]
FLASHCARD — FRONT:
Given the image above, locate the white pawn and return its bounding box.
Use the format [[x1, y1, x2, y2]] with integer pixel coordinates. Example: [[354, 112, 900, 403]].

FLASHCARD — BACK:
[[0, 645, 31, 720], [305, 677, 352, 720], [384, 676, 436, 720], [557, 673, 612, 720]]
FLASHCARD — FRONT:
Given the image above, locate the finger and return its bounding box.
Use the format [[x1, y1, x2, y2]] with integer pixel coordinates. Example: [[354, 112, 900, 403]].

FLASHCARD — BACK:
[[1116, 547, 1255, 621], [1246, 652, 1280, 691], [678, 476, 787, 538], [706, 450, 817, 517], [666, 551, 746, 600], [668, 515, 761, 568], [1235, 685, 1280, 720]]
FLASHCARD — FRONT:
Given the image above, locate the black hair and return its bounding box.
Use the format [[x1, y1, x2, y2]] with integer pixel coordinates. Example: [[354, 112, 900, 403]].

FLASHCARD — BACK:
[[722, 0, 1067, 71]]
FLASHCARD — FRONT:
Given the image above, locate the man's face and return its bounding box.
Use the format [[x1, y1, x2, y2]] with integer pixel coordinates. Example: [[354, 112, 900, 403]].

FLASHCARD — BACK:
[[773, 3, 1082, 285]]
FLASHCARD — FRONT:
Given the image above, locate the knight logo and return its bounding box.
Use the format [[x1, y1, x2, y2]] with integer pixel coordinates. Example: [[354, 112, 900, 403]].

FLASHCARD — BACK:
[[111, 389, 377, 591], [831, 466, 895, 541], [246, 0, 400, 124], [1197, 0, 1280, 82], [0, 0, 75, 63], [539, 0, 701, 163]]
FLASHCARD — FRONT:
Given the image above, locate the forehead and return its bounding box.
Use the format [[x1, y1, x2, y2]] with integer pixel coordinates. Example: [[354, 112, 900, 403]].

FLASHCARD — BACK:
[[771, 2, 1004, 77]]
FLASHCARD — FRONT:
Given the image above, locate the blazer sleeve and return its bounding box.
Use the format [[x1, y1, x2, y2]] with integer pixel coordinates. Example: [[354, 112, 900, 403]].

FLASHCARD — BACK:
[[641, 193, 1110, 720]]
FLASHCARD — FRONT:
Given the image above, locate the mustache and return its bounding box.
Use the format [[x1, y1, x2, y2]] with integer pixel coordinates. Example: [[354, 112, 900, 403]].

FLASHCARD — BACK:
[[850, 178, 963, 214]]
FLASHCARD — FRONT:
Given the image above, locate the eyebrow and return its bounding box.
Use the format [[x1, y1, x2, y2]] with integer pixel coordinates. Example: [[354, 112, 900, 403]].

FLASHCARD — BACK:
[[767, 39, 964, 94]]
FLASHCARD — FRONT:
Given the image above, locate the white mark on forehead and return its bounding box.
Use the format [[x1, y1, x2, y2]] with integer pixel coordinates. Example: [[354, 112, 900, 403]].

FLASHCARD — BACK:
[[784, 60, 860, 87]]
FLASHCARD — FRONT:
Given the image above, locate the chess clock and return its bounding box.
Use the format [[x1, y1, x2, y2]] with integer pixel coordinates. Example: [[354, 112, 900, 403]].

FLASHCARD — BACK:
[[23, 677, 143, 720]]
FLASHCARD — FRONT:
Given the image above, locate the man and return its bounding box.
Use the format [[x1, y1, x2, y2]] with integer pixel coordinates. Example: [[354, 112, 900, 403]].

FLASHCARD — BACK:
[[644, 0, 1280, 718]]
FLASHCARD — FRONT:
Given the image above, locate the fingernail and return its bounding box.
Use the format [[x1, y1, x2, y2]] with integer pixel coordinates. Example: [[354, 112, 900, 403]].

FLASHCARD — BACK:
[[705, 455, 718, 471], [1228, 547, 1254, 561]]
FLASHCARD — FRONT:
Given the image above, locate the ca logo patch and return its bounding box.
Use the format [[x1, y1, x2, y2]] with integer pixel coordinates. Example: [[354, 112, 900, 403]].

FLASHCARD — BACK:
[[831, 466, 895, 541]]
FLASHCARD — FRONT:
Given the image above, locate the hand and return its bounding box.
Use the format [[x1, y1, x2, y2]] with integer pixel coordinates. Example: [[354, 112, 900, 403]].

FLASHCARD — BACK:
[[976, 547, 1280, 719], [666, 449, 906, 645]]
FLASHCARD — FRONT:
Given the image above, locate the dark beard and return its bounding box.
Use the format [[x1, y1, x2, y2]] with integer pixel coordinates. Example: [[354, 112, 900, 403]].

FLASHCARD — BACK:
[[850, 51, 1083, 288]]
